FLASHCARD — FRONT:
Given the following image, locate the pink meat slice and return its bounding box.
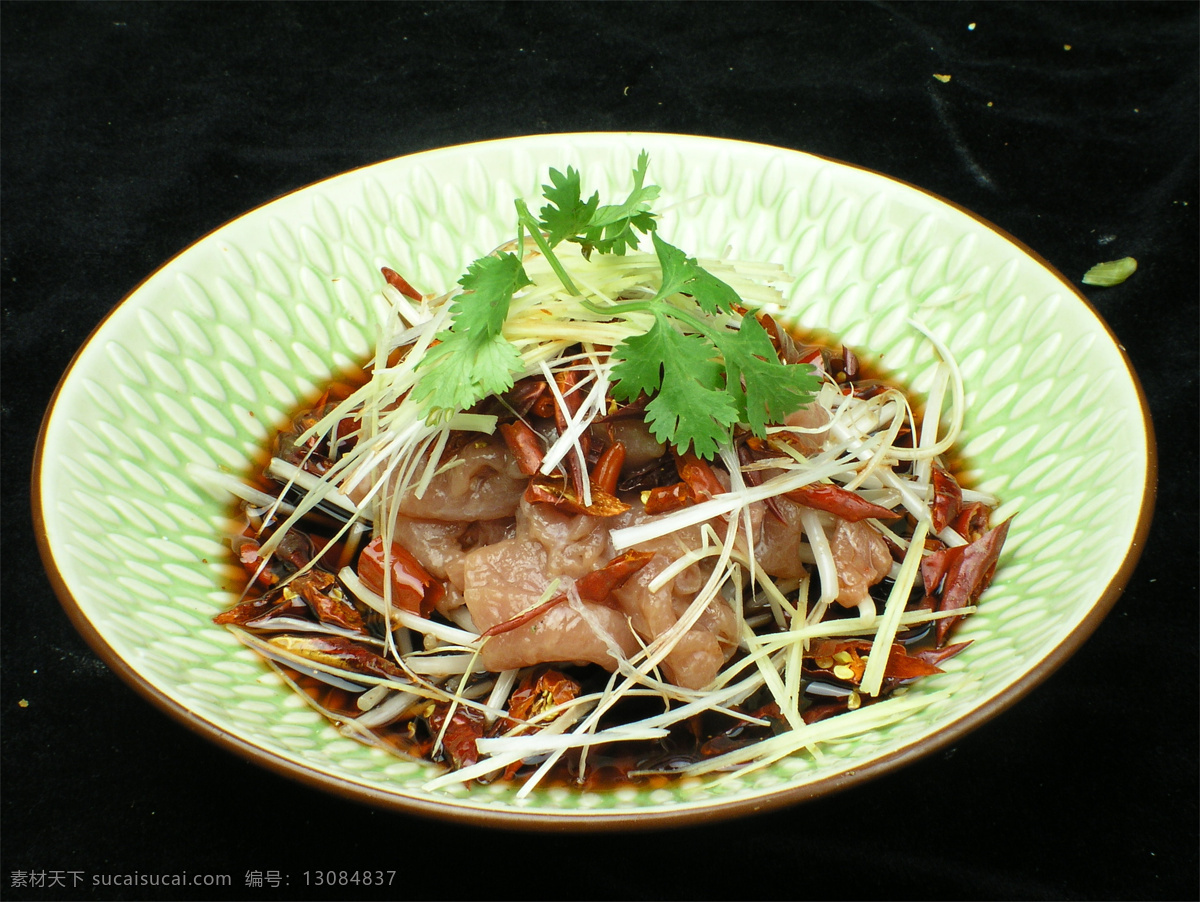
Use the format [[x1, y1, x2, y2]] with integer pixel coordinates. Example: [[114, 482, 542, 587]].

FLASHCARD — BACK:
[[461, 530, 639, 672], [750, 496, 808, 580], [611, 554, 738, 690], [388, 516, 514, 613], [783, 402, 831, 455], [830, 517, 893, 607], [458, 496, 741, 688], [350, 434, 527, 521]]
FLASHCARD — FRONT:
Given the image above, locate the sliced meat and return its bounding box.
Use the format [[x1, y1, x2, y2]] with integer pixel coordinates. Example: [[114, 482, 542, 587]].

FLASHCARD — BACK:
[[388, 517, 468, 581], [751, 496, 808, 580], [389, 516, 515, 613], [366, 434, 526, 521], [459, 493, 739, 686], [612, 554, 737, 691], [830, 517, 892, 607], [609, 497, 711, 594], [461, 534, 639, 672], [602, 418, 666, 472], [519, 498, 610, 580], [783, 401, 831, 455]]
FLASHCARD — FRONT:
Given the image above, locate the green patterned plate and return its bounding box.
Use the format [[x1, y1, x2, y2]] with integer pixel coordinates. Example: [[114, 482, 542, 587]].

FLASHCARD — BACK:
[[33, 134, 1155, 829]]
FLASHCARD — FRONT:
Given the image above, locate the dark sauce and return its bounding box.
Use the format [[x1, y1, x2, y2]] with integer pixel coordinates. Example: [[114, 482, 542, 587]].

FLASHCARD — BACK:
[[221, 327, 980, 792]]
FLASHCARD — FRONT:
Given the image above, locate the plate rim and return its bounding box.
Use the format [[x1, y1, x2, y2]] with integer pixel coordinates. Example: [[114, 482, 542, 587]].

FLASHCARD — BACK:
[[31, 131, 1158, 830]]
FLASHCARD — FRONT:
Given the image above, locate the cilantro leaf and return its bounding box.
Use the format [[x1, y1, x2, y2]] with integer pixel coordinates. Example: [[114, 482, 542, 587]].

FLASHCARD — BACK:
[[586, 209, 658, 256], [610, 231, 818, 454], [650, 233, 741, 314], [539, 166, 599, 248], [590, 151, 660, 230], [610, 315, 739, 459], [413, 251, 530, 415], [452, 252, 531, 338], [717, 314, 821, 436], [414, 330, 523, 413], [539, 151, 660, 257]]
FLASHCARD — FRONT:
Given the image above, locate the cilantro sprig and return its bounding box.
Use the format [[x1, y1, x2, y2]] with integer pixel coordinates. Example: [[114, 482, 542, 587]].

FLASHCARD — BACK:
[[412, 154, 817, 457], [540, 151, 660, 256], [606, 233, 820, 458], [412, 251, 530, 412]]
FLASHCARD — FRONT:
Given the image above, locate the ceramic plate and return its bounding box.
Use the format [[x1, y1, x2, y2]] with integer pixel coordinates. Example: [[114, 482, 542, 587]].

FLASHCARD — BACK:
[[34, 133, 1155, 829]]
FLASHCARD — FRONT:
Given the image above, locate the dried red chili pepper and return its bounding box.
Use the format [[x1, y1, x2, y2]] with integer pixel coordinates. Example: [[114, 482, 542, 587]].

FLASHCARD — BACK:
[[784, 482, 900, 522], [292, 569, 365, 631], [801, 700, 851, 724], [921, 545, 959, 597], [675, 450, 725, 501], [806, 639, 869, 683], [910, 640, 972, 670], [551, 369, 591, 497], [498, 420, 545, 476], [506, 669, 582, 725], [953, 501, 992, 542], [531, 386, 557, 419], [878, 647, 944, 680], [829, 344, 859, 381], [380, 266, 422, 300], [575, 550, 655, 606], [931, 518, 1012, 644], [930, 465, 963, 533], [233, 537, 281, 588], [426, 703, 485, 770], [213, 584, 308, 626], [553, 369, 584, 416], [496, 669, 584, 779], [274, 530, 315, 570], [267, 634, 409, 680], [590, 441, 626, 495], [506, 378, 550, 418], [357, 536, 444, 617], [806, 638, 947, 682], [480, 594, 568, 638]]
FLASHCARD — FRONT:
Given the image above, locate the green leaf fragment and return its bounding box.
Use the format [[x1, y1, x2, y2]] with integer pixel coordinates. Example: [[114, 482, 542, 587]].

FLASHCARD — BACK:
[[1081, 256, 1137, 286], [719, 314, 821, 436], [541, 150, 660, 257], [650, 233, 741, 314], [539, 166, 599, 248], [414, 252, 530, 415], [453, 252, 532, 337], [612, 318, 738, 459], [414, 330, 523, 413]]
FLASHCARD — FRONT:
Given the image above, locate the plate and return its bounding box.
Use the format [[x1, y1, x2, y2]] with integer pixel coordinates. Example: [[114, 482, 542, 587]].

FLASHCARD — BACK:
[[33, 133, 1155, 829]]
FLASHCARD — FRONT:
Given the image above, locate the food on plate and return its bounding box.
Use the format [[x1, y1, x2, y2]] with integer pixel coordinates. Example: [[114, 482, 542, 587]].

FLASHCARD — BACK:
[[214, 154, 1009, 793]]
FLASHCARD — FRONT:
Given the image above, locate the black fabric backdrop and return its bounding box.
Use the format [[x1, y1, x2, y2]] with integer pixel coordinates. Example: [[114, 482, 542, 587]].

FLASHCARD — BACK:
[[3, 3, 1197, 901]]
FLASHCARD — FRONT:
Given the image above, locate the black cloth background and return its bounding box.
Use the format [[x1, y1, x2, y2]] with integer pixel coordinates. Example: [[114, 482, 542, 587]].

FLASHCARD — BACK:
[[3, 3, 1196, 901]]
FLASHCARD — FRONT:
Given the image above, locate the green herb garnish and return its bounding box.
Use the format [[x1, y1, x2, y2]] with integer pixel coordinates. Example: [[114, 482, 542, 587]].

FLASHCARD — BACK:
[[540, 152, 659, 257], [606, 233, 819, 458], [413, 153, 817, 458], [412, 251, 531, 412]]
